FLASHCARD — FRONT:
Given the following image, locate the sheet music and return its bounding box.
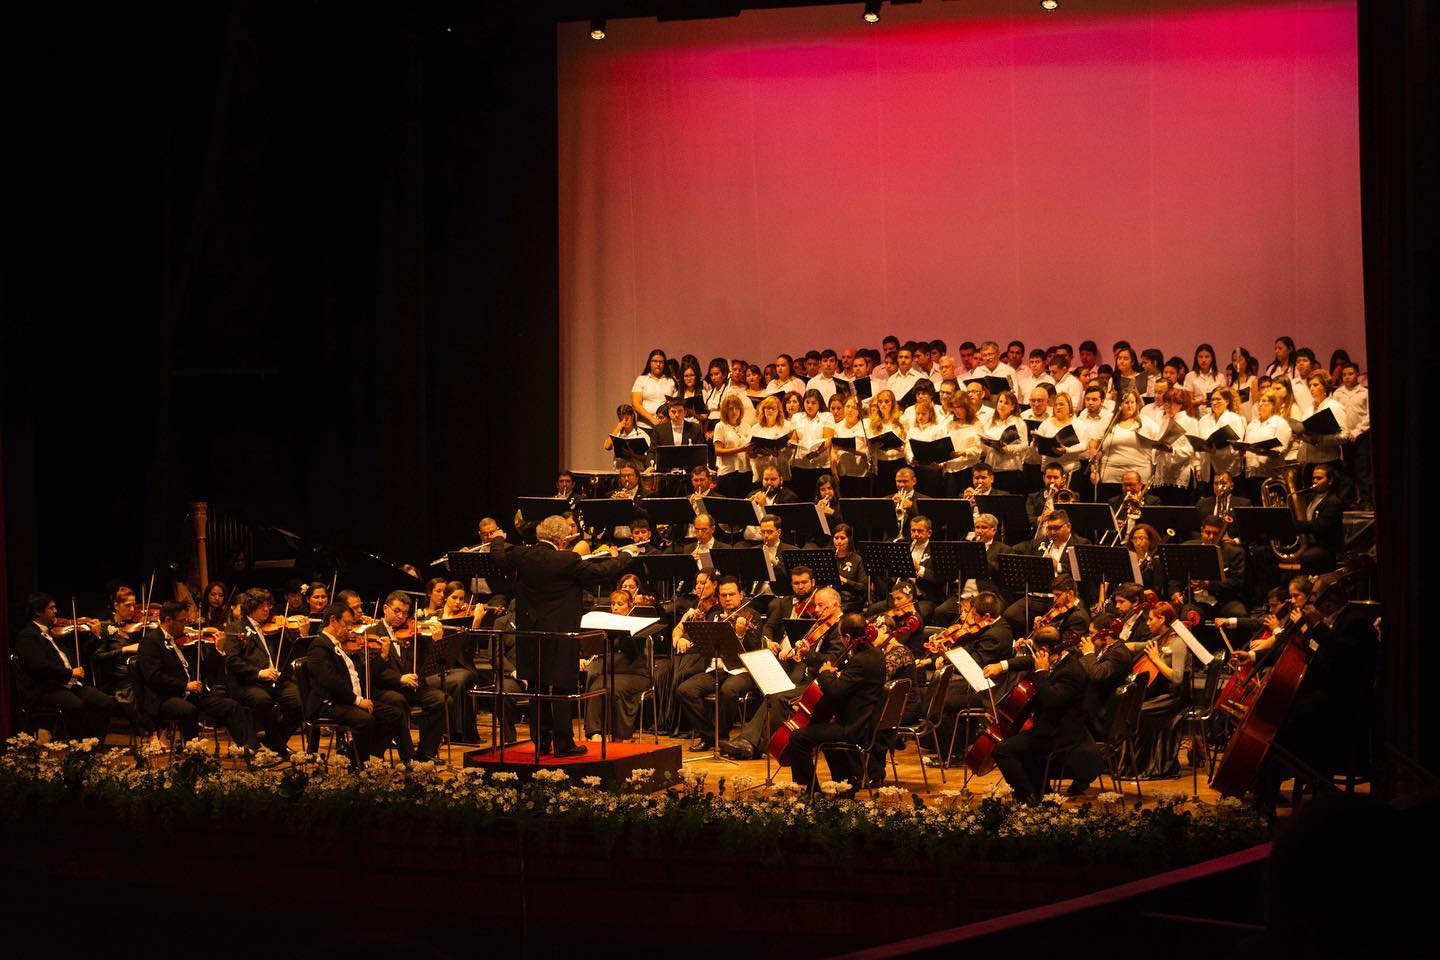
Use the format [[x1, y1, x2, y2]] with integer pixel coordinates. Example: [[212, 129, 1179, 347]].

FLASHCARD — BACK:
[[946, 647, 994, 691], [777, 637, 793, 660], [738, 649, 798, 697], [1172, 621, 1214, 665], [579, 612, 662, 635]]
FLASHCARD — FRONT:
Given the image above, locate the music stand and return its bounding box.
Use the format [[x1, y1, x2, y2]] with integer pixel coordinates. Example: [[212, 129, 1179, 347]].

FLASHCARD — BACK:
[[842, 498, 903, 541], [679, 621, 745, 764], [778, 548, 841, 589], [928, 540, 990, 599], [1139, 505, 1204, 540], [769, 502, 831, 546], [1232, 507, 1298, 548], [1158, 543, 1224, 602], [978, 495, 1031, 546], [635, 553, 703, 633], [997, 554, 1060, 626], [576, 497, 641, 540], [640, 497, 699, 544], [516, 496, 572, 526], [701, 496, 764, 544], [913, 499, 976, 541], [856, 541, 919, 599], [1069, 544, 1141, 590], [418, 629, 475, 765], [712, 547, 778, 593], [654, 444, 710, 474], [1061, 503, 1120, 543]]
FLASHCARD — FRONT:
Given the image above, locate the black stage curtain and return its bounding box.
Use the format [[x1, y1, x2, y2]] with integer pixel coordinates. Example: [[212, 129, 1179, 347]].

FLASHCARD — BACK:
[[1358, 0, 1436, 783], [2, 5, 559, 629]]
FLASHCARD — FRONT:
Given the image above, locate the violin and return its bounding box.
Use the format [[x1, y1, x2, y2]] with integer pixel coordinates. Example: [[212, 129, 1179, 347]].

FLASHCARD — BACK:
[[925, 612, 996, 655], [392, 617, 444, 642], [261, 613, 310, 635], [178, 625, 224, 645], [52, 616, 102, 636]]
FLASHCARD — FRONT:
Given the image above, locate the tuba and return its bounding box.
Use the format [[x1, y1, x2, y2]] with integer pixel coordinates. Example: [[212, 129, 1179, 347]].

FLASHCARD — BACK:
[[1260, 466, 1308, 563]]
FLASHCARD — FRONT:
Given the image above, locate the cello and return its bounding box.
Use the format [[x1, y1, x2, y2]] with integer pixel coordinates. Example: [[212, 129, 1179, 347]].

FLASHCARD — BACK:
[[766, 616, 855, 765], [1209, 569, 1347, 797]]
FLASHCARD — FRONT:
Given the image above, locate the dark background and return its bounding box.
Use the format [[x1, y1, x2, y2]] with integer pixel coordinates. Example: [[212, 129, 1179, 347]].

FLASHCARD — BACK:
[[1, 1, 1434, 771]]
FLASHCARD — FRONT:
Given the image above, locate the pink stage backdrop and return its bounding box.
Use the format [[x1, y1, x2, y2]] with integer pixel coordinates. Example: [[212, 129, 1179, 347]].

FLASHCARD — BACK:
[[558, 1, 1361, 470]]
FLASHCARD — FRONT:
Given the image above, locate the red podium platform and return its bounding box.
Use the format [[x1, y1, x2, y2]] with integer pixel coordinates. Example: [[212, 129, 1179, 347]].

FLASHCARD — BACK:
[[462, 740, 681, 790]]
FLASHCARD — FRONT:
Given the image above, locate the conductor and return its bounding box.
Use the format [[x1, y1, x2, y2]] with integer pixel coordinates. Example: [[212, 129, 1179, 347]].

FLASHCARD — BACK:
[[490, 515, 632, 757]]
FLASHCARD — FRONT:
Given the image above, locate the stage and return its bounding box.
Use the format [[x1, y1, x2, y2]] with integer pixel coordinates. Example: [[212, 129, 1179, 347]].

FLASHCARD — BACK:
[[462, 739, 681, 789]]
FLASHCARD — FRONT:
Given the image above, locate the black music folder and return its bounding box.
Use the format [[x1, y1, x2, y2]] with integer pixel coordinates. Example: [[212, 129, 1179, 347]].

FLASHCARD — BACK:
[[748, 434, 790, 455], [1033, 424, 1079, 459], [979, 425, 1021, 450], [963, 375, 1010, 396], [608, 435, 651, 461], [1188, 425, 1239, 452], [1299, 408, 1342, 437], [850, 377, 873, 401], [895, 384, 920, 410], [908, 436, 955, 465], [869, 430, 905, 451], [1230, 437, 1283, 455], [1136, 419, 1187, 453]]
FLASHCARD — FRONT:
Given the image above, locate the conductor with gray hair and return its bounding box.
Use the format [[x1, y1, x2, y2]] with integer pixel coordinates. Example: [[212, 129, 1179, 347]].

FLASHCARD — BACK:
[[489, 515, 632, 757]]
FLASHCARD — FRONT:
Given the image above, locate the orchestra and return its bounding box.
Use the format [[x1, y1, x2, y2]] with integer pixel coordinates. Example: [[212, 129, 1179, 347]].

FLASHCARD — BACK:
[[8, 333, 1378, 817]]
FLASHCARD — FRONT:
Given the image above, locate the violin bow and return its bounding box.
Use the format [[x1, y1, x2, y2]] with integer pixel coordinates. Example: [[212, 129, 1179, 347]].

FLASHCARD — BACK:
[[70, 597, 83, 676]]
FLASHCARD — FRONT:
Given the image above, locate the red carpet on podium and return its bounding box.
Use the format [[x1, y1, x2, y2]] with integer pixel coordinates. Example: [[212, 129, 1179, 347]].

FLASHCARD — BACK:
[[463, 739, 682, 789]]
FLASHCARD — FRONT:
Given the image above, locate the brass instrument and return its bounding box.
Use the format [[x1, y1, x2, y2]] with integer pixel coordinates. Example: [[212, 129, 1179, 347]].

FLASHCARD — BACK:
[[1261, 466, 1310, 563]]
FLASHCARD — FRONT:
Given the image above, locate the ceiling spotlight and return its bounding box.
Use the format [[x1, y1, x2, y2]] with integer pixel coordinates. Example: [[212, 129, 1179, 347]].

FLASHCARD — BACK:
[[863, 2, 882, 23], [589, 18, 606, 40], [1041, 0, 1059, 9]]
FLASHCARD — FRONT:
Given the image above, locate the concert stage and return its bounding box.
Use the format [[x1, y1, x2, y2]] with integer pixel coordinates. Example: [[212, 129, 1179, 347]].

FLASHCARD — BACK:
[[462, 740, 681, 789]]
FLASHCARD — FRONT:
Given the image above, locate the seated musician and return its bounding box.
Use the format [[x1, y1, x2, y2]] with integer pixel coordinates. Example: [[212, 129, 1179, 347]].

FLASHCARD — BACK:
[[763, 565, 819, 661], [223, 587, 302, 757], [1074, 585, 1147, 732], [675, 577, 764, 752], [304, 603, 408, 765], [1025, 462, 1070, 527], [873, 581, 924, 658], [747, 512, 790, 616], [930, 591, 1013, 751], [13, 592, 118, 741], [673, 512, 723, 563], [1130, 602, 1193, 778], [720, 587, 843, 760], [1292, 463, 1344, 573], [92, 585, 159, 743], [933, 513, 1012, 623], [139, 600, 258, 750], [743, 466, 798, 540], [582, 589, 655, 742], [984, 626, 1102, 802], [414, 582, 483, 743], [780, 612, 887, 793], [655, 567, 718, 735], [364, 590, 447, 763], [1227, 577, 1312, 672], [1002, 514, 1089, 632], [300, 582, 330, 637], [1169, 514, 1248, 621]]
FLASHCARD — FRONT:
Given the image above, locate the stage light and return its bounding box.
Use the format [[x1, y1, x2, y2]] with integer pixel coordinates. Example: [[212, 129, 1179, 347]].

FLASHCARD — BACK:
[[863, 2, 882, 24], [589, 18, 606, 40], [1041, 0, 1059, 9]]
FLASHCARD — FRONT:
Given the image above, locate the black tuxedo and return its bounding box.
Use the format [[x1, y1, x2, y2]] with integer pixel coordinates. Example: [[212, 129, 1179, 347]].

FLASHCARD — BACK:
[[763, 592, 819, 645], [992, 652, 1101, 801], [220, 622, 302, 752], [675, 611, 765, 744], [1196, 493, 1251, 520], [650, 420, 707, 449], [781, 642, 887, 788], [1294, 490, 1345, 567], [303, 634, 406, 761], [13, 621, 116, 739], [367, 635, 446, 760], [1168, 540, 1247, 614], [138, 628, 254, 747], [490, 538, 632, 752]]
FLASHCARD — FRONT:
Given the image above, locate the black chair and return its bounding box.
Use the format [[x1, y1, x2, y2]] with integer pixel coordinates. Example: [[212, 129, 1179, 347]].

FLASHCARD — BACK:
[[291, 658, 358, 765], [807, 678, 912, 796], [9, 653, 67, 740], [1183, 659, 1225, 795], [893, 665, 953, 789], [1100, 678, 1148, 798]]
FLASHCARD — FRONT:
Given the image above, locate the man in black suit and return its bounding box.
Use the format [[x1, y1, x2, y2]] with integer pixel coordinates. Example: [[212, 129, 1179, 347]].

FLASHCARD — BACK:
[[985, 627, 1102, 802], [1025, 462, 1071, 528], [780, 612, 887, 791], [1107, 470, 1162, 540], [763, 565, 819, 652], [223, 587, 302, 756], [1196, 472, 1250, 527], [488, 515, 632, 757], [303, 603, 408, 763], [938, 591, 1016, 728], [1169, 515, 1248, 620], [743, 466, 798, 539], [675, 576, 766, 751], [365, 591, 447, 762], [1003, 512, 1091, 632], [649, 400, 707, 451], [139, 600, 257, 749], [1293, 463, 1345, 572], [933, 513, 1014, 626], [13, 592, 117, 740]]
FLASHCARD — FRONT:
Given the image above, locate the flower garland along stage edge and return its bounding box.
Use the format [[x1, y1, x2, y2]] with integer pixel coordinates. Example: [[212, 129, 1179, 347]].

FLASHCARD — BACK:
[[0, 736, 1268, 870]]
